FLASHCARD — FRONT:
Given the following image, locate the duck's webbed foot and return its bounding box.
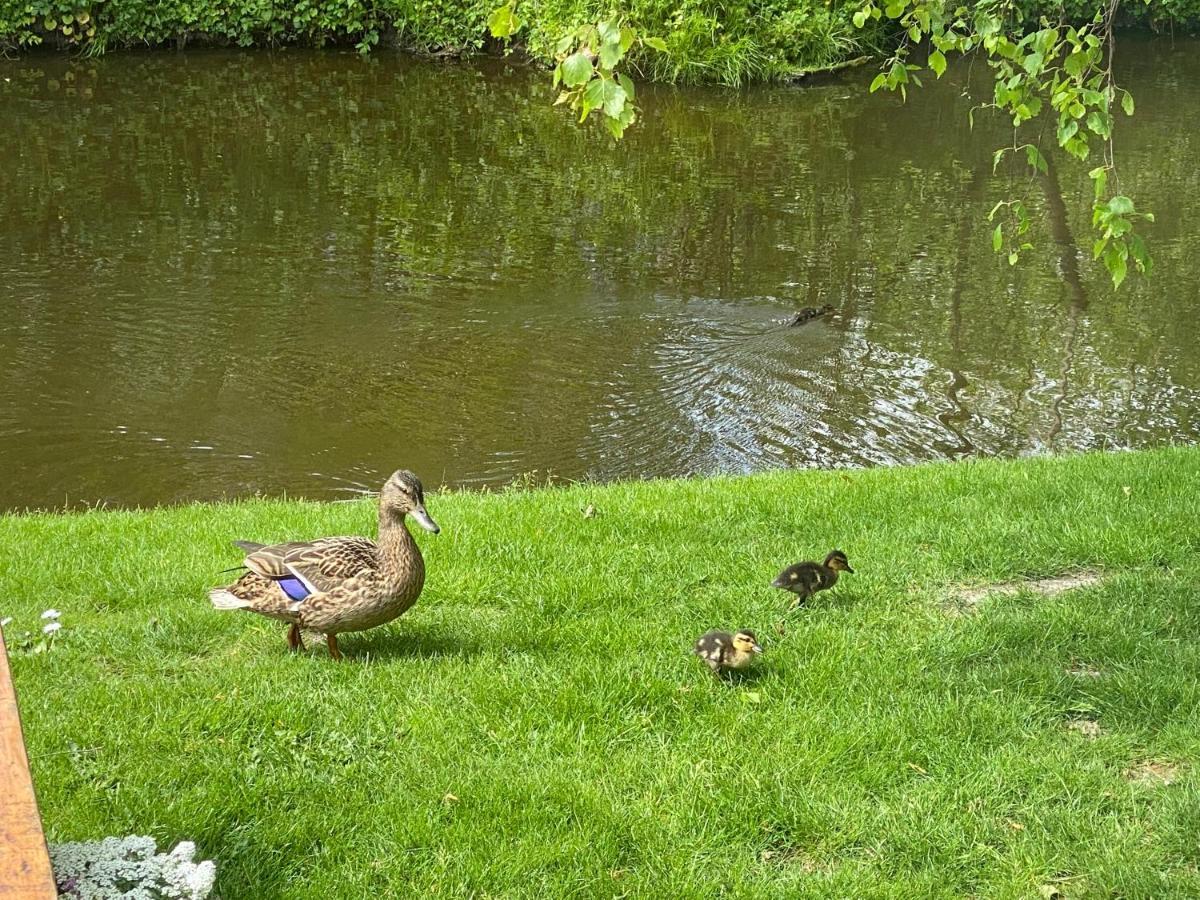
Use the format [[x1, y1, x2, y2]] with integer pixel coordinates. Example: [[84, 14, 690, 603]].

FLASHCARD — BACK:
[[326, 633, 343, 661]]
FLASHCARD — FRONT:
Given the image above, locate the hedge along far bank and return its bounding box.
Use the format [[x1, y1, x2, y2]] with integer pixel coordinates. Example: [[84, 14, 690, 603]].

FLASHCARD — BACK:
[[2, 0, 882, 83], [1, 0, 1198, 85]]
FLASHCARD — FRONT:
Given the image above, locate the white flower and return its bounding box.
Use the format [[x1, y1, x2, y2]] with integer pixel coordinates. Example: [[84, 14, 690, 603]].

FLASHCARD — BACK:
[[0, 617, 11, 628], [41, 609, 61, 620], [43, 622, 62, 635], [51, 835, 216, 899]]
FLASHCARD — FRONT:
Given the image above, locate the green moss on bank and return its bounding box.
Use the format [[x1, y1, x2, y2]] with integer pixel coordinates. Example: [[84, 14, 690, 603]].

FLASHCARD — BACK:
[[3, 448, 1200, 896]]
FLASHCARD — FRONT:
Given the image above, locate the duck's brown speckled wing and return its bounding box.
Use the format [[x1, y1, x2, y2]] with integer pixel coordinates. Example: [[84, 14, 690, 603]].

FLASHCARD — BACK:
[[241, 536, 378, 592]]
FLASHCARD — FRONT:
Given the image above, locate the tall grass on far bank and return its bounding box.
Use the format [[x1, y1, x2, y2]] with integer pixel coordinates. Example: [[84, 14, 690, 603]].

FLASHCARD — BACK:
[[3, 447, 1200, 897]]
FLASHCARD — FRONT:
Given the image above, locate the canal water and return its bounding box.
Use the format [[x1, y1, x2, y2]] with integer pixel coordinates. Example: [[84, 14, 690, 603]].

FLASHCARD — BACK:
[[1, 40, 1197, 509]]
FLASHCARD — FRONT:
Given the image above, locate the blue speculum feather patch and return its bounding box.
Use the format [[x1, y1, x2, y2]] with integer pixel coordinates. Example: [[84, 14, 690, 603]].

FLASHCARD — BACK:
[[278, 576, 311, 602]]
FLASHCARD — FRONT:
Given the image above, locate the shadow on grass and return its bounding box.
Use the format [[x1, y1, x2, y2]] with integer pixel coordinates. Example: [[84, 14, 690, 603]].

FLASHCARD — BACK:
[[769, 590, 865, 635], [715, 666, 770, 685], [308, 621, 540, 663]]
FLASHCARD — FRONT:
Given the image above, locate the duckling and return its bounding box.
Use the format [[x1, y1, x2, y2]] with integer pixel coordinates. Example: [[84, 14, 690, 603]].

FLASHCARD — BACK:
[[787, 304, 835, 327], [772, 550, 854, 607], [693, 629, 763, 674]]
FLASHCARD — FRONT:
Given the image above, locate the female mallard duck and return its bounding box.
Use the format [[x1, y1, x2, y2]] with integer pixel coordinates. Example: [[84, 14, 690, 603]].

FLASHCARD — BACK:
[[771, 550, 853, 607], [693, 629, 763, 674], [208, 469, 439, 660]]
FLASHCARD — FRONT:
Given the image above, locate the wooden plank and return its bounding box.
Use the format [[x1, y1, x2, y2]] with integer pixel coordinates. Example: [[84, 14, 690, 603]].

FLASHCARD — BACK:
[[0, 626, 57, 899]]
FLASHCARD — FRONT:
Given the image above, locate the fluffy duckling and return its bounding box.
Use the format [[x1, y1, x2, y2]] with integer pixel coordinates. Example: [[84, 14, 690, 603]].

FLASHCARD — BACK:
[[772, 550, 854, 607], [693, 629, 763, 674]]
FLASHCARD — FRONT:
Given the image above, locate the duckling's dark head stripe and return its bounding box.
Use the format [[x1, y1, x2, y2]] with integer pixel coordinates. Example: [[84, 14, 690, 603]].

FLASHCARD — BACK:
[[278, 576, 311, 603]]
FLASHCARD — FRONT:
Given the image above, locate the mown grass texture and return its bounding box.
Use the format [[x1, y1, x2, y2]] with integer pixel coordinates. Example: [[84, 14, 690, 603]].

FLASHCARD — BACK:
[[2, 447, 1199, 897]]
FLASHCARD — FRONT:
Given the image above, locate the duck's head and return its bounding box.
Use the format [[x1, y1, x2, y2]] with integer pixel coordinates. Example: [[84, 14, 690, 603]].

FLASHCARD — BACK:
[[732, 630, 763, 655], [824, 550, 853, 573], [380, 470, 439, 533]]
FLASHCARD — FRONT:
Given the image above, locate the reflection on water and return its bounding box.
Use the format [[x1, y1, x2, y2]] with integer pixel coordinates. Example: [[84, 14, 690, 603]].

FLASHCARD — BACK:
[[0, 42, 1198, 509]]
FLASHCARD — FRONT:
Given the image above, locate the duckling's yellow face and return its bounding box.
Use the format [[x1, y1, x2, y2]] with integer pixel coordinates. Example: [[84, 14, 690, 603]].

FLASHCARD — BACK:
[[732, 631, 763, 654]]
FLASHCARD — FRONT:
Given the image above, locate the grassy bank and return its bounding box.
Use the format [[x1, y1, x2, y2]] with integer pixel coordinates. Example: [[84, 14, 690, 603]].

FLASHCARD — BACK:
[[3, 448, 1200, 897], [3, 0, 1197, 83]]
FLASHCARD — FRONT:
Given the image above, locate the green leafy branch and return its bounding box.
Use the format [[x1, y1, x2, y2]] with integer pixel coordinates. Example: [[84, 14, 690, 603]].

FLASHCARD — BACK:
[[490, 2, 667, 138], [856, 0, 1152, 286]]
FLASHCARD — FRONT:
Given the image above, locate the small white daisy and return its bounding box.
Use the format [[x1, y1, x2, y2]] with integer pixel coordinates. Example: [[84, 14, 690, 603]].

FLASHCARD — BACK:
[[41, 609, 61, 620], [0, 617, 11, 628], [43, 621, 62, 635]]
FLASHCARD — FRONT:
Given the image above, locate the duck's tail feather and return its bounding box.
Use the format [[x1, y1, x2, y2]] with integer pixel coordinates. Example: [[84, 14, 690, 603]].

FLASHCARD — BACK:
[[209, 589, 252, 610]]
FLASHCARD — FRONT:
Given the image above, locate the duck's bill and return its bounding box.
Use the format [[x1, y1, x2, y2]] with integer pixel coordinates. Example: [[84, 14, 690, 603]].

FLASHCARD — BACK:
[[770, 577, 789, 589], [844, 566, 855, 574], [412, 507, 440, 533], [752, 644, 764, 653]]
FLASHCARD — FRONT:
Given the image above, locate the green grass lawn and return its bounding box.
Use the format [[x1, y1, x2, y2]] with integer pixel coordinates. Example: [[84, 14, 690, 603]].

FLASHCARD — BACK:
[[3, 448, 1199, 898]]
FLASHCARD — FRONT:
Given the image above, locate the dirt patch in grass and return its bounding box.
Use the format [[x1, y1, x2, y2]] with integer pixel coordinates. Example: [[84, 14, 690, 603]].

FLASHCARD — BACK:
[[1066, 661, 1104, 678], [1124, 760, 1181, 786], [1065, 718, 1102, 739], [947, 571, 1103, 614], [760, 847, 829, 874]]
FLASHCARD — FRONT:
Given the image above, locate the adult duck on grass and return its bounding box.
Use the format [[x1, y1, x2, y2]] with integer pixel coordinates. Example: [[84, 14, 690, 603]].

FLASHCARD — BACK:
[[209, 469, 439, 660]]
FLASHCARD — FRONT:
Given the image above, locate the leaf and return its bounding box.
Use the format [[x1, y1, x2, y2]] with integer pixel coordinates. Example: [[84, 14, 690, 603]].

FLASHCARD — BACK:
[[619, 26, 635, 53], [618, 73, 635, 101], [1064, 50, 1086, 77], [599, 41, 622, 68], [643, 35, 668, 52], [598, 20, 620, 45], [582, 78, 626, 118], [1121, 91, 1134, 116], [1130, 234, 1153, 275], [603, 115, 625, 139], [1086, 109, 1110, 138], [992, 223, 1003, 252], [1104, 242, 1128, 288], [853, 9, 868, 28], [487, 5, 518, 38], [1022, 50, 1044, 75], [928, 50, 946, 77], [992, 147, 1006, 173], [1008, 251, 1019, 265], [1057, 118, 1078, 146], [1024, 144, 1047, 174], [869, 73, 887, 92], [561, 51, 593, 87], [1107, 195, 1134, 215]]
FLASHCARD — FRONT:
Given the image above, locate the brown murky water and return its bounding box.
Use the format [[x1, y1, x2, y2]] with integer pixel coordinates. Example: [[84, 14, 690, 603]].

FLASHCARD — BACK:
[[1, 40, 1197, 509]]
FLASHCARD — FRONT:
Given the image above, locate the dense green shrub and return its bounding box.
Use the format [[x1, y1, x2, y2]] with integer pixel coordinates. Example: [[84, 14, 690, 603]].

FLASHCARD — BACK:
[[1, 0, 1198, 81]]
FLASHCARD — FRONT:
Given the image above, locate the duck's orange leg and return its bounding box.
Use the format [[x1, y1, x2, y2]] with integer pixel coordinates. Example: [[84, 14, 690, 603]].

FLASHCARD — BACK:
[[287, 624, 304, 652], [326, 633, 343, 661]]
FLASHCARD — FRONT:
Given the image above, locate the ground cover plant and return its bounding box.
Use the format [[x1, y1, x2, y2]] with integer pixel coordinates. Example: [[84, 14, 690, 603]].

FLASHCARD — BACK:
[[3, 446, 1199, 897]]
